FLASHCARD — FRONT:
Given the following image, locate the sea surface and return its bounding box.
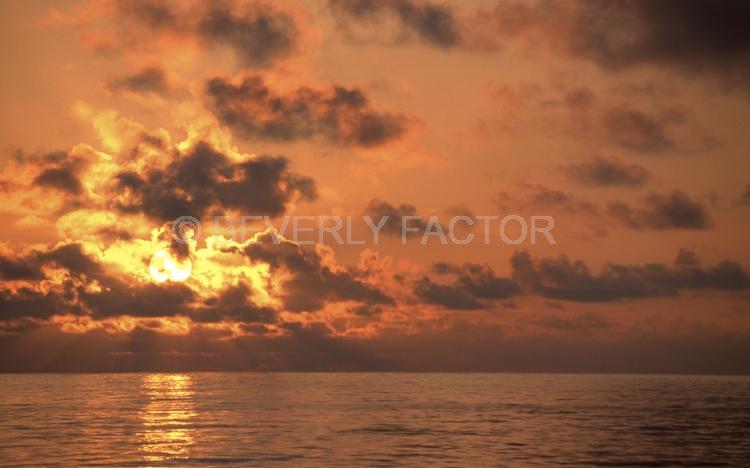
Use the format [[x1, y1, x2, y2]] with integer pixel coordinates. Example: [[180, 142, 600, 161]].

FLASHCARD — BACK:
[[0, 373, 749, 466]]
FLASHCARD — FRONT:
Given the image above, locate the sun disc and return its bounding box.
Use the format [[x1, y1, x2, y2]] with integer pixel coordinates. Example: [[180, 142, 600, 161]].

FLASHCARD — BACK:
[[149, 249, 192, 282]]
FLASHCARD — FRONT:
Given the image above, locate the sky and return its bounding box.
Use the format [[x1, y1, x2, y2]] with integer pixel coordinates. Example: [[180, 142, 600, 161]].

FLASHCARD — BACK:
[[1, 0, 750, 372]]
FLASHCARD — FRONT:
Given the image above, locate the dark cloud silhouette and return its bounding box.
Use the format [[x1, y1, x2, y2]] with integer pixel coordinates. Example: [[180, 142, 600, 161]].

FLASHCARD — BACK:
[[0, 237, 394, 323], [570, 0, 750, 87], [83, 282, 197, 319], [0, 242, 200, 320], [413, 277, 484, 310], [28, 151, 87, 195], [348, 304, 383, 317], [511, 249, 748, 302], [33, 167, 83, 195], [117, 0, 299, 67], [113, 142, 316, 222], [2, 320, 750, 373], [329, 0, 750, 89], [189, 283, 277, 324], [106, 66, 170, 95], [0, 243, 100, 283], [414, 262, 519, 310], [329, 0, 460, 48], [566, 156, 649, 187], [522, 186, 597, 214], [470, 0, 750, 89], [206, 75, 408, 147], [532, 187, 572, 206], [603, 107, 681, 153], [608, 190, 711, 230], [241, 230, 395, 312], [564, 87, 596, 108], [734, 184, 750, 206], [364, 199, 424, 235], [532, 313, 610, 332], [197, 4, 299, 67]]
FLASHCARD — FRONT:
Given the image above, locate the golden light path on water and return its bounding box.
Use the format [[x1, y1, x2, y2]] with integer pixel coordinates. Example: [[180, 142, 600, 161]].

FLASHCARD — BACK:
[[138, 374, 196, 463]]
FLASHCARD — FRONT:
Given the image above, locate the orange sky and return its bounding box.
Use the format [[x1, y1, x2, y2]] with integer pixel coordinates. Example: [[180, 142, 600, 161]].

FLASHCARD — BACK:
[[1, 0, 750, 372]]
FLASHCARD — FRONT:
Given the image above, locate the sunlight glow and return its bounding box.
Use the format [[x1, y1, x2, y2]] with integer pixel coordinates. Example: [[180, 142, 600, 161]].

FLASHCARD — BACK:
[[149, 249, 192, 283]]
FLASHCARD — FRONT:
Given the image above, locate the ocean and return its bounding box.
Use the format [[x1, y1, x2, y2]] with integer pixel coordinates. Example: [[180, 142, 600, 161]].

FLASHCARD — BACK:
[[1, 373, 748, 466]]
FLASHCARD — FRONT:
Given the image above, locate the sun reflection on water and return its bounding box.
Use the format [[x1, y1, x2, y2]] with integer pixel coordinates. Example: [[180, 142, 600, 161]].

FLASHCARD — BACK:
[[138, 374, 196, 464]]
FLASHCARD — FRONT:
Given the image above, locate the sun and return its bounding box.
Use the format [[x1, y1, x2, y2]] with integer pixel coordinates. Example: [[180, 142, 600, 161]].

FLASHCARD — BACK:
[[149, 249, 192, 283]]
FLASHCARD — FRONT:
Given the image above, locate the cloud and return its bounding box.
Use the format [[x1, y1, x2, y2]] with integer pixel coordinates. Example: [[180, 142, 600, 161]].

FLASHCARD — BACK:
[[105, 66, 170, 95], [241, 231, 396, 312], [413, 277, 484, 310], [603, 107, 681, 153], [511, 249, 749, 302], [205, 75, 409, 147], [532, 313, 610, 332], [347, 304, 383, 317], [188, 283, 277, 323], [569, 0, 750, 87], [511, 185, 597, 214], [112, 141, 316, 222], [23, 151, 88, 195], [608, 190, 711, 230], [363, 199, 424, 235], [734, 184, 750, 206], [0, 242, 200, 321], [414, 262, 519, 310], [115, 0, 301, 67], [563, 87, 596, 108], [0, 231, 394, 322], [468, 0, 750, 89], [329, 0, 460, 48], [566, 156, 649, 187]]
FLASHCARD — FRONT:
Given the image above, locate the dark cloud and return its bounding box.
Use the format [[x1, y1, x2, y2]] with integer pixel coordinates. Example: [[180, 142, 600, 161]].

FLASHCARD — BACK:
[[532, 313, 610, 332], [522, 186, 597, 214], [413, 277, 484, 310], [511, 249, 748, 302], [414, 262, 519, 310], [105, 66, 170, 95], [329, 0, 460, 48], [241, 230, 395, 312], [119, 0, 178, 28], [205, 75, 409, 147], [189, 283, 277, 324], [0, 288, 71, 321], [329, 0, 750, 89], [347, 304, 383, 317], [603, 107, 681, 153], [33, 167, 83, 195], [83, 282, 197, 319], [0, 242, 201, 320], [564, 87, 596, 108], [0, 243, 101, 283], [363, 199, 424, 235], [0, 242, 282, 323], [532, 187, 572, 206], [734, 184, 750, 206], [197, 4, 299, 67], [113, 141, 316, 222], [117, 0, 299, 67], [0, 236, 393, 323], [28, 151, 87, 195], [473, 0, 750, 89], [570, 0, 750, 87], [608, 190, 711, 230], [566, 156, 649, 187], [2, 321, 750, 372]]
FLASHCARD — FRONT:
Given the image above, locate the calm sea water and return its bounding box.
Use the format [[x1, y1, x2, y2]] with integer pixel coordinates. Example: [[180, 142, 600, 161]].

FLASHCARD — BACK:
[[0, 373, 749, 466]]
